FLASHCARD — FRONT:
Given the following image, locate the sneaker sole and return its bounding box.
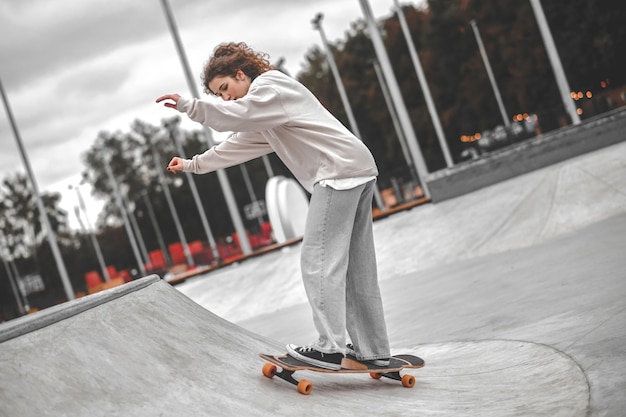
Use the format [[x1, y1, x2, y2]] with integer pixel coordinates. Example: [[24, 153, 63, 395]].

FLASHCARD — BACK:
[[346, 345, 389, 367], [342, 357, 391, 370]]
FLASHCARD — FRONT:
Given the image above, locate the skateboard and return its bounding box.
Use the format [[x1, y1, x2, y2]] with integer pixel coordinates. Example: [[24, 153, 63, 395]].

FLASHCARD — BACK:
[[259, 353, 425, 395]]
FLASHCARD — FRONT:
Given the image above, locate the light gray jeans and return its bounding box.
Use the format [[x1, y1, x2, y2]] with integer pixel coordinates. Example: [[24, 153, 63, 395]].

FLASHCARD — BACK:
[[300, 180, 390, 361]]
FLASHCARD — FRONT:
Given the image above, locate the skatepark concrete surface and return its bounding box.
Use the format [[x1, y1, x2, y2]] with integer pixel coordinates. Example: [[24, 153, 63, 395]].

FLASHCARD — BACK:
[[1, 140, 625, 416]]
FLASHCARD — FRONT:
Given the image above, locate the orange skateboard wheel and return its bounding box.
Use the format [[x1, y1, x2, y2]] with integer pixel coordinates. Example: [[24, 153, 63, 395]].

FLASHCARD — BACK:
[[297, 379, 313, 395], [262, 363, 277, 378], [401, 374, 415, 388]]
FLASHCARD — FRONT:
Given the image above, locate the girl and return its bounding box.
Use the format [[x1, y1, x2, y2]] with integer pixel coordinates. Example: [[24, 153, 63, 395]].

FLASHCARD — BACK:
[[156, 42, 390, 370]]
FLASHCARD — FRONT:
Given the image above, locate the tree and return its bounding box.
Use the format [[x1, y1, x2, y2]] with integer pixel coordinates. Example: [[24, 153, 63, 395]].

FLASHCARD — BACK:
[[295, 0, 626, 173], [0, 173, 70, 260], [0, 173, 77, 313], [79, 117, 291, 273]]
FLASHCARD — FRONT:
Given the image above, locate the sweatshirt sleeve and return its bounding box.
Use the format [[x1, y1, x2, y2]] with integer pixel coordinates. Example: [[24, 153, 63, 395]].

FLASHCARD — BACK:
[[177, 82, 290, 132], [182, 131, 273, 174]]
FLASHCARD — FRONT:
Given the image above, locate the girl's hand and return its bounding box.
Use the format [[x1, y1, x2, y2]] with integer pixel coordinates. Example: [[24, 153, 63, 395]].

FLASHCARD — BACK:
[[167, 157, 184, 174], [156, 94, 181, 109]]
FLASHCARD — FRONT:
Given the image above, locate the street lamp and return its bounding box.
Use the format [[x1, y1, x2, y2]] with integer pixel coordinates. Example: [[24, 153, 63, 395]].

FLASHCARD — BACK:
[[102, 153, 146, 276], [529, 0, 580, 125], [69, 183, 110, 282], [312, 12, 386, 210], [162, 123, 220, 261], [146, 134, 195, 267], [0, 77, 75, 300], [141, 190, 172, 268], [120, 189, 150, 266], [0, 233, 27, 315], [370, 58, 417, 184], [359, 0, 431, 198], [394, 0, 453, 168], [159, 0, 252, 255], [470, 19, 511, 129]]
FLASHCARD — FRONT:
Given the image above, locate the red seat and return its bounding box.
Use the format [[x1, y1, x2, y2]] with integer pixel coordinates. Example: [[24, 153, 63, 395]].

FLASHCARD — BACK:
[[84, 271, 102, 290]]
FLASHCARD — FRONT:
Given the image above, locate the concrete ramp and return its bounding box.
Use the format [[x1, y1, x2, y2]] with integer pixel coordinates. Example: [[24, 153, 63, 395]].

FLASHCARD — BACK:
[[0, 275, 588, 416], [411, 341, 588, 416]]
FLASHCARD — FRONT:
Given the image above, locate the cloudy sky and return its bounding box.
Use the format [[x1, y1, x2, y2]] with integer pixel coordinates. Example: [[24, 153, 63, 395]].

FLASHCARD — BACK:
[[0, 0, 405, 229]]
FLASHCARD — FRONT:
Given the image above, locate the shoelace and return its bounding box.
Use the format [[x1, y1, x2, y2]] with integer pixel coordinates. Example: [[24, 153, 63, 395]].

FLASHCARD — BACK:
[[297, 346, 316, 353]]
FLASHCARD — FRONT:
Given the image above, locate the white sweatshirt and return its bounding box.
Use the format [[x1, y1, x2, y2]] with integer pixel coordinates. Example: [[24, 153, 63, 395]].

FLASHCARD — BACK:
[[176, 70, 378, 193]]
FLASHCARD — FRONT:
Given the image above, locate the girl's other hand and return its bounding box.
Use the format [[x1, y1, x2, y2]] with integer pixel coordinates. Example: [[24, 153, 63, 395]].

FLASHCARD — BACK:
[[167, 156, 184, 173]]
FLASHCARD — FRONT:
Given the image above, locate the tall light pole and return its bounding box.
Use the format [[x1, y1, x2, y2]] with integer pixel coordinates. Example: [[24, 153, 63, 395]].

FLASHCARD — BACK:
[[371, 59, 416, 183], [103, 155, 147, 276], [529, 0, 580, 125], [70, 183, 110, 282], [164, 124, 219, 261], [312, 13, 362, 141], [394, 0, 453, 168], [121, 191, 150, 266], [359, 0, 430, 198], [470, 20, 511, 129], [159, 0, 252, 255], [0, 233, 26, 315], [7, 261, 28, 311], [312, 12, 385, 210], [141, 191, 172, 267], [147, 139, 195, 267], [0, 77, 75, 301]]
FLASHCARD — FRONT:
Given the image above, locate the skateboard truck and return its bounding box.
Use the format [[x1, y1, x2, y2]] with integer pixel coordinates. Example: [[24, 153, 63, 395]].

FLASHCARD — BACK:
[[262, 363, 314, 395]]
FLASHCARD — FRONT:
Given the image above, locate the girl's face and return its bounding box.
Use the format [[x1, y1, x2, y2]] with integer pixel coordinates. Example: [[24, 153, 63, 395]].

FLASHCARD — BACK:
[[208, 69, 251, 101]]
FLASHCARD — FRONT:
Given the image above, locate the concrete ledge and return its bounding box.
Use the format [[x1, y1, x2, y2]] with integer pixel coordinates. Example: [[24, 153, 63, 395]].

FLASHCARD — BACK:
[[426, 107, 626, 202], [0, 274, 161, 343]]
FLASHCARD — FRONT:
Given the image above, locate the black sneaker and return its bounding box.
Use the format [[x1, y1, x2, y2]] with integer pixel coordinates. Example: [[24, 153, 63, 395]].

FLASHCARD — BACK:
[[286, 344, 343, 370], [346, 343, 390, 367]]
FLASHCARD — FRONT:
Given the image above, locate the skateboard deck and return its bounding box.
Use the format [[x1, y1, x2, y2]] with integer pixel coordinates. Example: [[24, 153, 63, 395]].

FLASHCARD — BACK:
[[259, 353, 425, 394]]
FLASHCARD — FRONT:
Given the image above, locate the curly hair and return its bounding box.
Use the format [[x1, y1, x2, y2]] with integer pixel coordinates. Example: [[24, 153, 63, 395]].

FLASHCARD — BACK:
[[201, 42, 273, 95]]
